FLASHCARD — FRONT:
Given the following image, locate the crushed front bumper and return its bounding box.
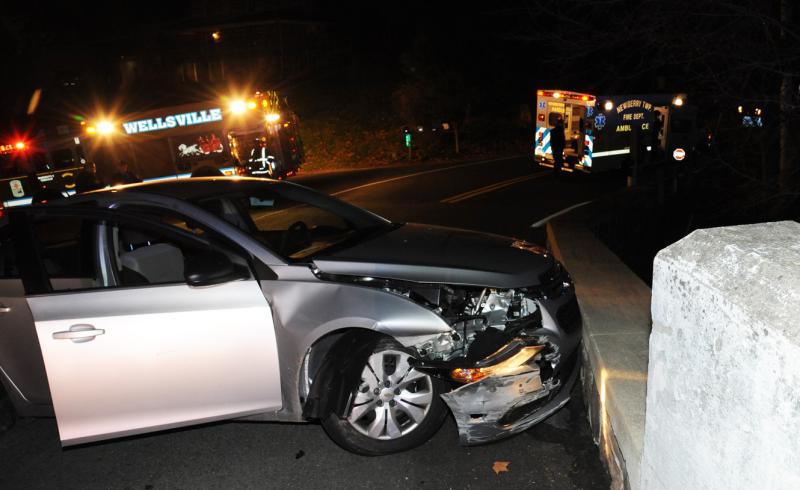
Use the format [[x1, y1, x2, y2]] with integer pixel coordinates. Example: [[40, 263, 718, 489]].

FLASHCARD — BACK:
[[440, 345, 581, 445]]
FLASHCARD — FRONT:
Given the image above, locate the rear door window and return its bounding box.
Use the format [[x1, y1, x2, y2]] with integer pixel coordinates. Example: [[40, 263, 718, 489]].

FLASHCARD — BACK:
[[31, 216, 100, 291]]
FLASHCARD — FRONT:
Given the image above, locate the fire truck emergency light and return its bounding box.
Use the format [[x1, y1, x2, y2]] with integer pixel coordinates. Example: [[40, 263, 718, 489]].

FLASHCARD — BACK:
[[96, 121, 115, 134], [229, 100, 247, 114]]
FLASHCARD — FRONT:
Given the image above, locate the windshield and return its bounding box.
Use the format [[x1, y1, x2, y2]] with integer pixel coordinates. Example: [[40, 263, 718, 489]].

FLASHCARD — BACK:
[[193, 182, 393, 261]]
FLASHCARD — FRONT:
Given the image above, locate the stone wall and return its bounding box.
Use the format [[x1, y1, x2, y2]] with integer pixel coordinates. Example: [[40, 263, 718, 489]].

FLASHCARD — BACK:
[[641, 221, 800, 489]]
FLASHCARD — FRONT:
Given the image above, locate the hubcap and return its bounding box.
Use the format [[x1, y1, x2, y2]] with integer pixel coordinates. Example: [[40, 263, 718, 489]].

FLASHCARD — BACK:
[[346, 349, 434, 440]]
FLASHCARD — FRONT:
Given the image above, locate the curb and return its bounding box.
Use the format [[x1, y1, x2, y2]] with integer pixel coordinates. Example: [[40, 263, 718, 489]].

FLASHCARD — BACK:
[[546, 204, 651, 490]]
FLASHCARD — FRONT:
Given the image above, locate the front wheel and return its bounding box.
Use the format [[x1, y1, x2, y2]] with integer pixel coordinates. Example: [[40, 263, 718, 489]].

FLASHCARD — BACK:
[[321, 339, 448, 455]]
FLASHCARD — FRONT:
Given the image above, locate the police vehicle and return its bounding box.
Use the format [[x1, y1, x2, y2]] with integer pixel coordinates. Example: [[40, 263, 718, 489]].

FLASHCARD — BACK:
[[0, 135, 85, 208]]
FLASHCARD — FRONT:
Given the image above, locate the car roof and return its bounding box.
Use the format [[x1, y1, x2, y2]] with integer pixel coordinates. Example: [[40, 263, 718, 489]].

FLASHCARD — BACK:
[[84, 176, 284, 201]]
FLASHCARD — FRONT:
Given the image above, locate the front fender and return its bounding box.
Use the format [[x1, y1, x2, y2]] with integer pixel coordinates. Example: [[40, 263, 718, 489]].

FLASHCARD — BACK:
[[258, 274, 453, 421]]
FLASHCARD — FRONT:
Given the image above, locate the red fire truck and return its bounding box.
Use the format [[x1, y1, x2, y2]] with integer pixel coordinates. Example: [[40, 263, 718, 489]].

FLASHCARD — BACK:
[[81, 90, 304, 181]]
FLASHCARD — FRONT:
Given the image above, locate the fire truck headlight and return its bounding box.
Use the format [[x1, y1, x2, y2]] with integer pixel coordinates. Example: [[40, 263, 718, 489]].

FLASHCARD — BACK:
[[265, 112, 281, 123], [603, 100, 614, 111], [229, 100, 247, 114], [246, 100, 257, 110], [96, 121, 115, 135]]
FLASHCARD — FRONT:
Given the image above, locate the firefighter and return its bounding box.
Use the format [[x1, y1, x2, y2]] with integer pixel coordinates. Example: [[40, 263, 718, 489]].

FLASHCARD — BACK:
[[650, 112, 665, 163], [109, 161, 141, 186], [550, 116, 566, 173], [75, 161, 103, 193]]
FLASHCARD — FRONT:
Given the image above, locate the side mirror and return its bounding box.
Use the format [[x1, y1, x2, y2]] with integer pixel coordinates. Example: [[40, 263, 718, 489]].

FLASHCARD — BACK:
[[184, 250, 249, 287]]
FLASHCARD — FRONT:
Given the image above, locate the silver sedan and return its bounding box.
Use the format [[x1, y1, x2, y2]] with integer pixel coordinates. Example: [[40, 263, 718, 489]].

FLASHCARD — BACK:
[[0, 177, 581, 454]]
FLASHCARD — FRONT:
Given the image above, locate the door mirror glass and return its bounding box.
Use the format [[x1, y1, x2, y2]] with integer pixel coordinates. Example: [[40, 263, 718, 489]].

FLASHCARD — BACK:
[[184, 250, 249, 287]]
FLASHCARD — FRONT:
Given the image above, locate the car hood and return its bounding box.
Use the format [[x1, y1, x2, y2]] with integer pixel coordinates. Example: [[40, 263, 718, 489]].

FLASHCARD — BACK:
[[312, 223, 554, 288]]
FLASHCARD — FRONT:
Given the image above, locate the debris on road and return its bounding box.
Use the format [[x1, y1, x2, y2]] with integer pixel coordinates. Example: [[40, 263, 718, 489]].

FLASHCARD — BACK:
[[492, 461, 510, 475]]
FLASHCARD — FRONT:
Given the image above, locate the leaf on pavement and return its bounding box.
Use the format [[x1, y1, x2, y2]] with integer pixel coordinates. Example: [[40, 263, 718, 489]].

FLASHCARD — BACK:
[[492, 461, 510, 475]]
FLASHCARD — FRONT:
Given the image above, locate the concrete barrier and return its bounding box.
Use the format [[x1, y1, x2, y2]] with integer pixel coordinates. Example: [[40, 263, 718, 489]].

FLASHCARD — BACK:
[[641, 221, 800, 489], [547, 207, 651, 490]]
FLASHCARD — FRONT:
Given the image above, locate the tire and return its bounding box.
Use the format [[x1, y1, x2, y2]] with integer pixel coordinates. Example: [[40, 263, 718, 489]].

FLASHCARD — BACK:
[[321, 338, 448, 455]]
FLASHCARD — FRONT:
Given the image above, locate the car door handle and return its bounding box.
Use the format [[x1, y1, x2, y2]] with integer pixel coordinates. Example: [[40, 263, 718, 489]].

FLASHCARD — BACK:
[[0, 304, 10, 313], [53, 325, 105, 343]]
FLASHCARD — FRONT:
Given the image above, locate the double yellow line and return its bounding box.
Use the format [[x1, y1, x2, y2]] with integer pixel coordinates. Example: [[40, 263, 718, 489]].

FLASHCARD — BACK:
[[440, 172, 548, 204]]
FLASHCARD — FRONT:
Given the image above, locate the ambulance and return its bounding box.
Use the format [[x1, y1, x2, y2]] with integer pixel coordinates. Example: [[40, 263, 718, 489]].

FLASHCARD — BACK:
[[534, 90, 696, 173], [533, 90, 595, 172]]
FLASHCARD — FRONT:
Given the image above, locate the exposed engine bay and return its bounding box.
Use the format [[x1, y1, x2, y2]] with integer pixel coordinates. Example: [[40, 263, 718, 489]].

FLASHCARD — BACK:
[[400, 285, 554, 362], [317, 272, 565, 363]]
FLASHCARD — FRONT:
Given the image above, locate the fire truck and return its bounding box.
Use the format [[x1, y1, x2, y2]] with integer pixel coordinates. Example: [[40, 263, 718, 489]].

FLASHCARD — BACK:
[[0, 134, 86, 208], [534, 90, 696, 173], [81, 90, 304, 181]]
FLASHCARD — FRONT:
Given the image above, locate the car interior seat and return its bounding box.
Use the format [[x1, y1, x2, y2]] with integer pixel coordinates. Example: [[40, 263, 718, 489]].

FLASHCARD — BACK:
[[118, 228, 185, 285]]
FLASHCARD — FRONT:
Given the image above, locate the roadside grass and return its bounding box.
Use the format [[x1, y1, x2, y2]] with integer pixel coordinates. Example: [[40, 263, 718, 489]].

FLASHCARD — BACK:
[[289, 79, 531, 172]]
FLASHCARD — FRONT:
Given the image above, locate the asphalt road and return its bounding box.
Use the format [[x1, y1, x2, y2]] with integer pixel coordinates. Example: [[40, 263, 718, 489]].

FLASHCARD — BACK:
[[291, 156, 623, 242], [0, 155, 624, 489]]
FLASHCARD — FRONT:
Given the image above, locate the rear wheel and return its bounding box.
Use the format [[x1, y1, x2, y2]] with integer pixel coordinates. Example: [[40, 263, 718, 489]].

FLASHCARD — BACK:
[[321, 339, 447, 455]]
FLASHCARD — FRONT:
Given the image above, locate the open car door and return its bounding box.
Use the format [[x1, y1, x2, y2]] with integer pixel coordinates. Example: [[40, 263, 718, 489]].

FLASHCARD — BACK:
[[15, 206, 281, 445]]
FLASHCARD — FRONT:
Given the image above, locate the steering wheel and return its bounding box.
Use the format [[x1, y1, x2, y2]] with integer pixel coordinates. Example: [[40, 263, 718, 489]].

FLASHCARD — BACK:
[[279, 221, 313, 256]]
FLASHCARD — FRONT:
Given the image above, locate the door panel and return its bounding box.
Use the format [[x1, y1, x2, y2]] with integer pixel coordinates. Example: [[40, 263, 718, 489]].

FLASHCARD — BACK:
[[0, 279, 51, 405], [29, 280, 280, 445]]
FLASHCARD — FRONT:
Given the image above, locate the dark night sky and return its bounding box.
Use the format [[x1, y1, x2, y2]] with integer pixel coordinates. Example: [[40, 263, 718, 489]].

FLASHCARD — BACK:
[[0, 0, 793, 135], [0, 2, 543, 116]]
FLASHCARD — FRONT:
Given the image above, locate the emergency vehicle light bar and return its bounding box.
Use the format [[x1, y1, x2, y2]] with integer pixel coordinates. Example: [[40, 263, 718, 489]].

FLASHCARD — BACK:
[[537, 90, 595, 102], [0, 141, 27, 153]]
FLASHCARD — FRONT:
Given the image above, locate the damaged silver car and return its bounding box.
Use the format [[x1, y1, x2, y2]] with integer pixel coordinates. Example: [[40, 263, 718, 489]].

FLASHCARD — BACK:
[[0, 177, 581, 454]]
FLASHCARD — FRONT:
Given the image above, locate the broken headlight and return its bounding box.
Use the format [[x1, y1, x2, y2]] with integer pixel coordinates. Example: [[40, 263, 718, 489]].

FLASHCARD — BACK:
[[450, 340, 545, 383]]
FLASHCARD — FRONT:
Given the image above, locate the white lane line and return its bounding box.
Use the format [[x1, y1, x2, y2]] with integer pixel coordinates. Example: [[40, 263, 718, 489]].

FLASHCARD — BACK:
[[330, 155, 524, 196], [440, 172, 548, 204], [529, 201, 593, 228]]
